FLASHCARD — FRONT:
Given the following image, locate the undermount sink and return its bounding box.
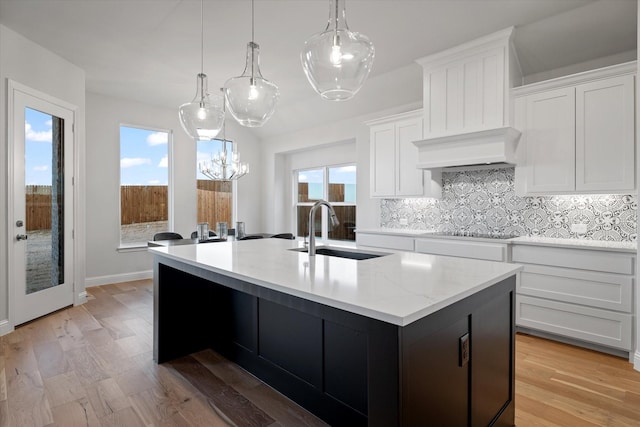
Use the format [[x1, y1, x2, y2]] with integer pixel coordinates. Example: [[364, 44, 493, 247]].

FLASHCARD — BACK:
[[290, 246, 387, 261]]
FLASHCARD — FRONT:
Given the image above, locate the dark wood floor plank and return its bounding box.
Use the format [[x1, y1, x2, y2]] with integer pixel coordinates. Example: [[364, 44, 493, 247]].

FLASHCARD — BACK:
[[193, 350, 328, 426], [67, 305, 103, 332], [0, 400, 8, 427], [84, 377, 130, 419], [97, 315, 136, 340], [0, 355, 6, 402], [20, 317, 58, 345], [64, 346, 110, 387], [32, 340, 69, 379], [82, 326, 115, 348], [98, 406, 146, 427], [169, 355, 275, 427], [115, 334, 150, 358], [51, 397, 101, 426], [43, 371, 86, 408], [114, 368, 157, 397], [5, 370, 52, 427]]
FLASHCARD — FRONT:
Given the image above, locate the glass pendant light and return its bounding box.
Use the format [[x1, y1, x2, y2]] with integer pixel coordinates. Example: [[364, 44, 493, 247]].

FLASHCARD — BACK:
[[178, 0, 224, 140], [301, 0, 375, 101], [224, 0, 279, 127]]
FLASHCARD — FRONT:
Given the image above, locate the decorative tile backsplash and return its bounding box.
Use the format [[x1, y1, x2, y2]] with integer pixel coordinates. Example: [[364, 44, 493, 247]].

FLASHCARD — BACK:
[[380, 168, 637, 242]]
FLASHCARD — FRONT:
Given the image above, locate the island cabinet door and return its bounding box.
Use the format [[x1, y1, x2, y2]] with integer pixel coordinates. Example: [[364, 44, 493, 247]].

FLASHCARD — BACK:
[[471, 289, 514, 427], [401, 316, 470, 426], [400, 276, 515, 426]]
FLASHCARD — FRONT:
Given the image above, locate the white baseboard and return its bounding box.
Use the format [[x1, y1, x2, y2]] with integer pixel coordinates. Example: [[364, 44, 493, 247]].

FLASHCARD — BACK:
[[0, 319, 14, 337], [85, 270, 153, 288], [634, 350, 640, 372]]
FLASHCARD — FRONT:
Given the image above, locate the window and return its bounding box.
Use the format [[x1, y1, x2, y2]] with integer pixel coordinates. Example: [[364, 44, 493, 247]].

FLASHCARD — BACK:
[[119, 125, 170, 244], [295, 165, 356, 242], [196, 139, 233, 228]]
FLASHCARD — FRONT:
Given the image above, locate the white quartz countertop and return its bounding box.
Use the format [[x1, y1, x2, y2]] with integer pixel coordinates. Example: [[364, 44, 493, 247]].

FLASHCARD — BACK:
[[356, 228, 636, 253], [509, 236, 636, 253], [356, 228, 434, 237], [149, 239, 521, 327]]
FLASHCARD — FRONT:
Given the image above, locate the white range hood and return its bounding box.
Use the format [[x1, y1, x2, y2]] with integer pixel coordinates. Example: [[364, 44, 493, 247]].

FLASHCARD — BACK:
[[412, 127, 521, 169], [413, 27, 522, 171]]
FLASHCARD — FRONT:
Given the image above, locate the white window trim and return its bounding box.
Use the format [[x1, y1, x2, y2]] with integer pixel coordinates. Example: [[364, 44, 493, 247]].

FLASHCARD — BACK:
[[294, 163, 356, 245], [117, 124, 173, 250]]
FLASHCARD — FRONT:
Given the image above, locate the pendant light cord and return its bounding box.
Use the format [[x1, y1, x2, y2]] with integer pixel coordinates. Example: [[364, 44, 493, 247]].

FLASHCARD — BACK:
[[250, 0, 255, 81], [200, 0, 204, 75]]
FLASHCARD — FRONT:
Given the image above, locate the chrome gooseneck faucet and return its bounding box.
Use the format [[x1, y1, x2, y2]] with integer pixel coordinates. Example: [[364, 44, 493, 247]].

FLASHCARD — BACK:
[[308, 200, 340, 256]]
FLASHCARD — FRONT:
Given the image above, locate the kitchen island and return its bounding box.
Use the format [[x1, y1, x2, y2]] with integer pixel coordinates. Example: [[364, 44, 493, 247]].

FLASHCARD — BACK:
[[149, 238, 521, 426]]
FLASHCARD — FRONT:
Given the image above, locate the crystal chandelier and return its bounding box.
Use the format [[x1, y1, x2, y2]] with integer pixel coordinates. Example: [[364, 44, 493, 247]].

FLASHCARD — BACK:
[[198, 91, 249, 181], [199, 140, 249, 181], [178, 0, 224, 140], [301, 0, 375, 101], [224, 0, 279, 127]]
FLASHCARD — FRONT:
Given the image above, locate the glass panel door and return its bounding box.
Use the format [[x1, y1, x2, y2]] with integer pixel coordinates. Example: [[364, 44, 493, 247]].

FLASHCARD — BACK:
[[12, 84, 74, 326], [25, 108, 65, 294]]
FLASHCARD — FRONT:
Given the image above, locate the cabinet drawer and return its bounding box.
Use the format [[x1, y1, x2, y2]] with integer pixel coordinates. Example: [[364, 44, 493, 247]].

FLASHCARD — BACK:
[[512, 245, 634, 274], [518, 264, 632, 312], [516, 295, 632, 350], [356, 233, 415, 251], [415, 239, 507, 262]]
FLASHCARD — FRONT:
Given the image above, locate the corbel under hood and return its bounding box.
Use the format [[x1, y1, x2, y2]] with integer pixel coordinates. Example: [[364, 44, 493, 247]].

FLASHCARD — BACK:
[[412, 127, 521, 169]]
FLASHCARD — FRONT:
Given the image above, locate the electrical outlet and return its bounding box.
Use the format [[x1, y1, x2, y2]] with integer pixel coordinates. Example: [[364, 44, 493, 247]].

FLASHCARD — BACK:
[[459, 333, 470, 367], [399, 218, 408, 226], [571, 223, 588, 234]]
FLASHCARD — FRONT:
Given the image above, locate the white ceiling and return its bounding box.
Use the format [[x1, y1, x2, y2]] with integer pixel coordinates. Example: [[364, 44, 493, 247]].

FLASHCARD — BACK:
[[0, 0, 636, 139]]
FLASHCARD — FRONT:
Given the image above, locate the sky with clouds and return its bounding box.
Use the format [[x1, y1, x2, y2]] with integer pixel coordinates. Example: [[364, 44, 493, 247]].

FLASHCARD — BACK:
[[298, 166, 356, 203], [25, 110, 171, 186], [25, 108, 54, 185], [25, 111, 356, 195], [120, 125, 168, 185]]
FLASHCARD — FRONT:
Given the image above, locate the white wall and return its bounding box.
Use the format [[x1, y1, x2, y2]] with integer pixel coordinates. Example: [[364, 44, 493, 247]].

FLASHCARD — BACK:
[[84, 92, 263, 285], [258, 102, 422, 235], [0, 25, 86, 334]]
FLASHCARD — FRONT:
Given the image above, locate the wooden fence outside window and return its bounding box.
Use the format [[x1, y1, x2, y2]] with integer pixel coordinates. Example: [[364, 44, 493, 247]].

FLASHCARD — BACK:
[[25, 183, 233, 231]]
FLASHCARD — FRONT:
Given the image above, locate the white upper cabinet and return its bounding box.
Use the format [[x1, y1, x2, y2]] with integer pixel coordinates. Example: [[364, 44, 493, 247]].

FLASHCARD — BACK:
[[416, 27, 521, 138], [576, 75, 635, 192], [368, 110, 441, 198], [517, 87, 576, 193], [370, 122, 396, 196], [514, 62, 636, 195]]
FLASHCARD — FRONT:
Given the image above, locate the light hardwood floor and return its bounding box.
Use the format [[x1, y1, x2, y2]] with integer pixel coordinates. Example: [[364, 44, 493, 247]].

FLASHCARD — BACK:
[[0, 279, 639, 426]]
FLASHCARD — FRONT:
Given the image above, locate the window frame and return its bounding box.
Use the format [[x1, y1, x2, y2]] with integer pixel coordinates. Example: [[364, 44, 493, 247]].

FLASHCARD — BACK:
[[294, 162, 356, 243], [117, 123, 173, 249], [196, 137, 238, 228]]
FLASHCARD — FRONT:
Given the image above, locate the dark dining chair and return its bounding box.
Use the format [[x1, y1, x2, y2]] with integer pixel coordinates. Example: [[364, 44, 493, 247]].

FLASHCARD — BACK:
[[270, 233, 295, 240], [238, 235, 263, 240], [190, 230, 217, 239], [153, 232, 183, 241]]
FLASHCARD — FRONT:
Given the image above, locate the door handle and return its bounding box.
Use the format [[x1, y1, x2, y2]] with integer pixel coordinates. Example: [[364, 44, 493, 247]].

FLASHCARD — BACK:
[[16, 234, 28, 241]]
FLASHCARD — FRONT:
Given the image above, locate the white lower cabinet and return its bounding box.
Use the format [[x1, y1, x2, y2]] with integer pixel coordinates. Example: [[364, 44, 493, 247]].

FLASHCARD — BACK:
[[357, 232, 636, 354], [415, 238, 508, 262], [512, 244, 635, 352], [356, 232, 415, 251]]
